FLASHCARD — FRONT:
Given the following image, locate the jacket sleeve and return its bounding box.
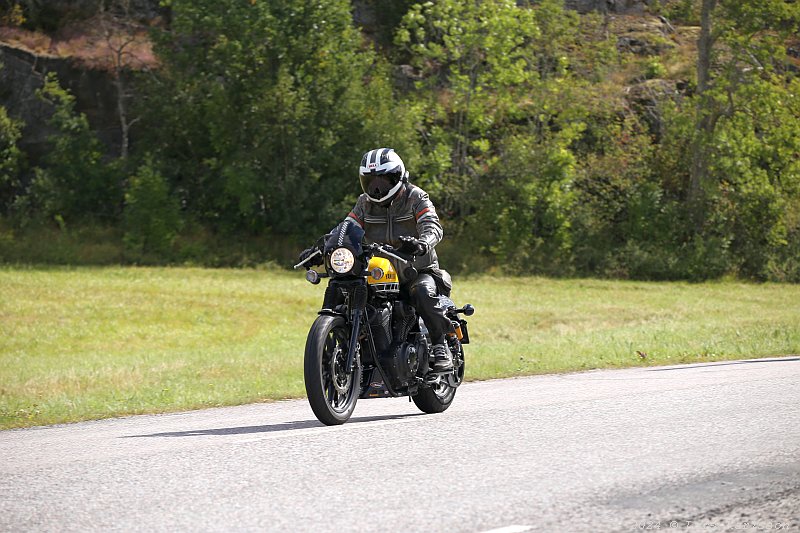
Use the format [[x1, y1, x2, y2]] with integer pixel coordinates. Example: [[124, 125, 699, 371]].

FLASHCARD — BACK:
[[412, 188, 444, 249], [345, 195, 366, 228]]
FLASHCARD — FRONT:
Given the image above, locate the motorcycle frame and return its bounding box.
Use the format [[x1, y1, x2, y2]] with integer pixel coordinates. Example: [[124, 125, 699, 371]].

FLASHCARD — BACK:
[[317, 277, 413, 399]]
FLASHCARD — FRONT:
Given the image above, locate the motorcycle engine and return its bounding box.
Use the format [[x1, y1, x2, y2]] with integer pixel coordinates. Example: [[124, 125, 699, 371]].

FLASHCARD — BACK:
[[370, 300, 425, 389], [380, 340, 421, 390]]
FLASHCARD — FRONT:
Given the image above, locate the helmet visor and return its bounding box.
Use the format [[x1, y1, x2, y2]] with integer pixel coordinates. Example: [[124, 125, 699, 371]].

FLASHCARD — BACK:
[[360, 173, 400, 202]]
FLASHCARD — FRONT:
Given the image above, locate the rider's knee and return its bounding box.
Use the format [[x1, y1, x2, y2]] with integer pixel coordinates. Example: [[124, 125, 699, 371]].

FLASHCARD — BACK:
[[409, 275, 438, 305]]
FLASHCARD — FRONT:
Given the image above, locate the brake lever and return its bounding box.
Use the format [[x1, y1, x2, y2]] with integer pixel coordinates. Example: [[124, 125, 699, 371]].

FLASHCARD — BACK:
[[293, 249, 322, 270]]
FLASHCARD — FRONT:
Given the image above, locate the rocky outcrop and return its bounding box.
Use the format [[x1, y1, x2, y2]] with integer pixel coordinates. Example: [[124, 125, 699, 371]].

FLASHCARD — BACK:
[[19, 0, 165, 29], [617, 35, 674, 56], [624, 78, 686, 136], [0, 43, 121, 163]]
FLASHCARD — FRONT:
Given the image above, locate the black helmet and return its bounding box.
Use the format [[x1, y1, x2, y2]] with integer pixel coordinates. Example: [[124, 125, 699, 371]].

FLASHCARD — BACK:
[[358, 148, 407, 204]]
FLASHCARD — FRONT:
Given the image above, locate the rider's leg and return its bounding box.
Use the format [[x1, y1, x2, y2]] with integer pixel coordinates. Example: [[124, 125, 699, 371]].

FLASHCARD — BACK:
[[407, 273, 453, 371]]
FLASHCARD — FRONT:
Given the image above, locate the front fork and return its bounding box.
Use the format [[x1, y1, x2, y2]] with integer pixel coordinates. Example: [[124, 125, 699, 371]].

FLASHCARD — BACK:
[[345, 308, 361, 373], [345, 284, 368, 373]]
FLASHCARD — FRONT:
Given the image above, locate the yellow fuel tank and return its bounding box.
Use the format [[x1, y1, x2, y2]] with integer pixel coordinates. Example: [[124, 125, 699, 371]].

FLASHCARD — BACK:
[[367, 256, 400, 294]]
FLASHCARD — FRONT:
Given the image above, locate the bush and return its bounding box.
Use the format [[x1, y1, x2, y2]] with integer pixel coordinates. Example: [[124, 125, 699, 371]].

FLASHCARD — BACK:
[[123, 159, 181, 260], [643, 57, 667, 80]]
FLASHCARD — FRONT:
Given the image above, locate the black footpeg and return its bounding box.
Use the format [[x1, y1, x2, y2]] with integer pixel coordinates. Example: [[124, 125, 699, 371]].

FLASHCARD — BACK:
[[446, 373, 462, 388]]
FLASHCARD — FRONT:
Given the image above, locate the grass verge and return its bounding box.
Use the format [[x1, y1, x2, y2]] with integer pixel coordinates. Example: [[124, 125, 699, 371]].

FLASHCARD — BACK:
[[1, 267, 799, 429]]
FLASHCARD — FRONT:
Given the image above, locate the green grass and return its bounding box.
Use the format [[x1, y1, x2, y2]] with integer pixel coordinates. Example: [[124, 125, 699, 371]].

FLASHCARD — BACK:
[[1, 267, 799, 429]]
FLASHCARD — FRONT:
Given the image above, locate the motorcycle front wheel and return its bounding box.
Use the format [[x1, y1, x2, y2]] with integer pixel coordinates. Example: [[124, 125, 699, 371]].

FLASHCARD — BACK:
[[304, 314, 362, 425]]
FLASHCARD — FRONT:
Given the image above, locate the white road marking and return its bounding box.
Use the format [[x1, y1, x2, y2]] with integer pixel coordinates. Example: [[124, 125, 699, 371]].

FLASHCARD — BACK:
[[480, 526, 533, 533]]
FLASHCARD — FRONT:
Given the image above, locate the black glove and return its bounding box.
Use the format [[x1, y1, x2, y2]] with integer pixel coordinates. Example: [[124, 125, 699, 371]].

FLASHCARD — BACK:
[[396, 236, 428, 257], [298, 246, 323, 267]]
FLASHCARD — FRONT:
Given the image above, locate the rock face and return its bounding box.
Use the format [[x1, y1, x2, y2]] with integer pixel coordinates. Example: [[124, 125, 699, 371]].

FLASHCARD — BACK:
[[0, 43, 121, 163], [20, 0, 164, 29]]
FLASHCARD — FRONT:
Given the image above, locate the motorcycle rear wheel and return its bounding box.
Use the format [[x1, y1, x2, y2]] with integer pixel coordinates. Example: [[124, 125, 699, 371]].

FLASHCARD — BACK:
[[304, 315, 362, 425], [412, 380, 456, 414], [412, 345, 464, 414]]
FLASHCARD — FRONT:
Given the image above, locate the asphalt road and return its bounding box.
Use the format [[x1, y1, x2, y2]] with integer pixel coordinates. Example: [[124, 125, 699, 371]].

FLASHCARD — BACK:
[[2, 357, 799, 532]]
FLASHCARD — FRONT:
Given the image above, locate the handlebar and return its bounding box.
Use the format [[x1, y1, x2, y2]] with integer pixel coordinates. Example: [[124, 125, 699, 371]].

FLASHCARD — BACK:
[[370, 243, 412, 265], [293, 242, 413, 271]]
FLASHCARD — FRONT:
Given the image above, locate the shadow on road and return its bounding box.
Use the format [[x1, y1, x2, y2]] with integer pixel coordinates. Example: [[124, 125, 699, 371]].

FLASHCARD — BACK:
[[120, 413, 426, 439], [646, 356, 799, 372]]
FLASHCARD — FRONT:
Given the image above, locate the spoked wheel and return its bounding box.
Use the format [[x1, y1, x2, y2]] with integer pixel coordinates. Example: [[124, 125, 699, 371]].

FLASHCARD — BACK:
[[412, 344, 464, 414], [304, 315, 361, 425]]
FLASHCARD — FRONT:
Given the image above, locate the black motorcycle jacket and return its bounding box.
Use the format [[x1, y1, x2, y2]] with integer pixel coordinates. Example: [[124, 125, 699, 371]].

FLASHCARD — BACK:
[[345, 183, 443, 283]]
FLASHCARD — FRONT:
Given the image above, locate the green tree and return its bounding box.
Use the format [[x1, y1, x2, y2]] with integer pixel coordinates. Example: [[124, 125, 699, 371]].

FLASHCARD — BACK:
[[141, 0, 413, 238], [688, 0, 800, 222], [29, 73, 122, 224], [709, 76, 800, 279], [0, 104, 24, 217], [397, 0, 545, 214], [669, 0, 800, 278], [397, 0, 616, 272]]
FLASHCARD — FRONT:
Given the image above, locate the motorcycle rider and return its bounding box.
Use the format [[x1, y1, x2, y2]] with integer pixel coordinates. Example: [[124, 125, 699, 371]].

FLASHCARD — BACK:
[[299, 148, 454, 372]]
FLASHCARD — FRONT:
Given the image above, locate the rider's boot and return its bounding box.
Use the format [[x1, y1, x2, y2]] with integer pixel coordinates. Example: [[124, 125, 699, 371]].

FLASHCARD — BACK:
[[431, 343, 453, 372]]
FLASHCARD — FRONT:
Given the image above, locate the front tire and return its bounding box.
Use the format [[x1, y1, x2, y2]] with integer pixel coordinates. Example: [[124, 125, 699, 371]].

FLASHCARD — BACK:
[[304, 315, 362, 425]]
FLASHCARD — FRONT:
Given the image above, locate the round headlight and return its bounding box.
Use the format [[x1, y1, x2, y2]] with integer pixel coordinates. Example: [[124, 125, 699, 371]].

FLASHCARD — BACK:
[[330, 247, 355, 274]]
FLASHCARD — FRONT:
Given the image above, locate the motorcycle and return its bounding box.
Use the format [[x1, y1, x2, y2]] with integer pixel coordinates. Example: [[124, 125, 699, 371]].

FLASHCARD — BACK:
[[294, 219, 475, 425]]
